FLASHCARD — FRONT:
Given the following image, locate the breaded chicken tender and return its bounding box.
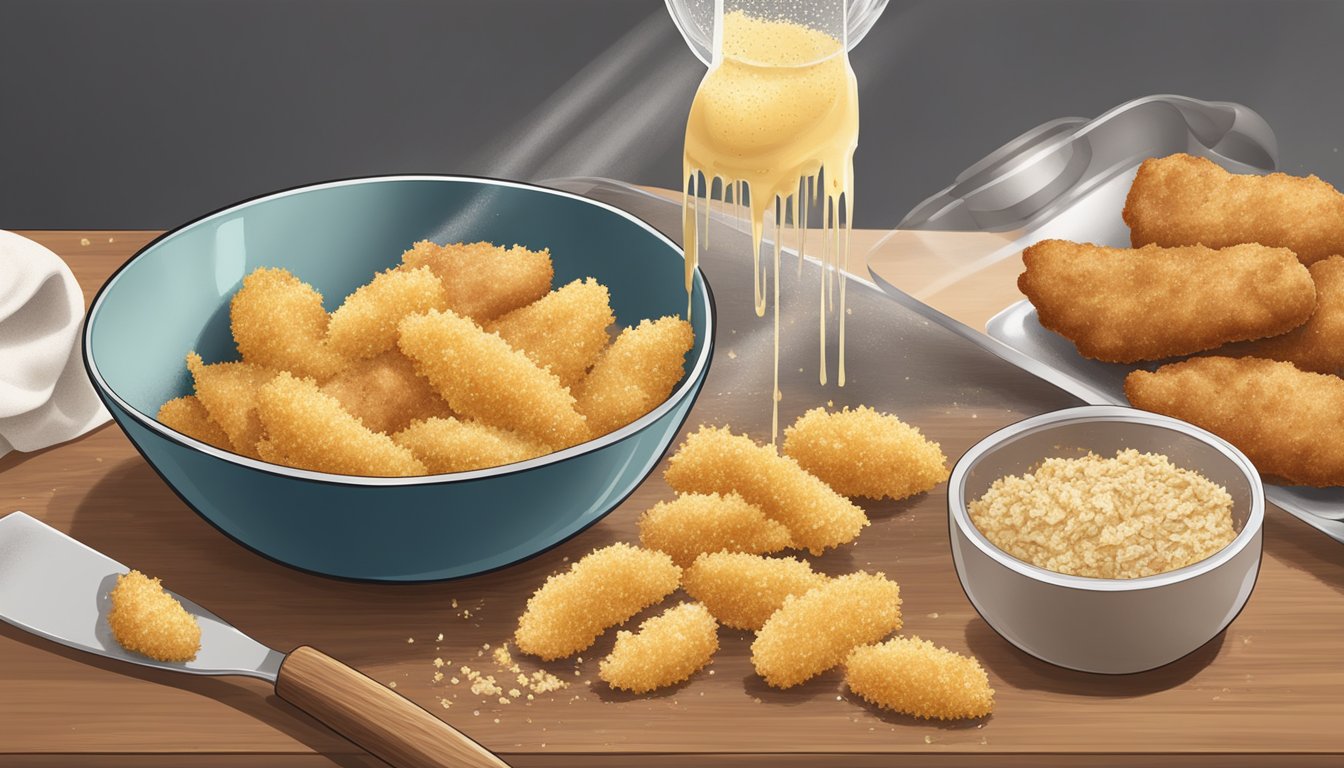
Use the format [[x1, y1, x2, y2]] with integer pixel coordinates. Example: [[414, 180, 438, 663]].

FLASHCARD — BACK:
[[639, 492, 791, 567], [107, 570, 201, 662], [401, 240, 553, 323], [515, 543, 681, 661], [845, 637, 994, 721], [255, 371, 426, 477], [783, 406, 949, 500], [1125, 356, 1344, 487], [186, 353, 275, 459], [1019, 239, 1314, 363], [327, 266, 447, 360], [1223, 255, 1344, 374], [398, 309, 588, 449], [751, 572, 902, 688], [486, 278, 615, 387], [1124, 153, 1344, 265], [683, 553, 827, 631], [156, 395, 232, 451], [664, 426, 868, 555], [598, 603, 719, 693], [319, 350, 452, 435], [574, 316, 694, 436], [229, 267, 343, 381], [392, 416, 549, 473]]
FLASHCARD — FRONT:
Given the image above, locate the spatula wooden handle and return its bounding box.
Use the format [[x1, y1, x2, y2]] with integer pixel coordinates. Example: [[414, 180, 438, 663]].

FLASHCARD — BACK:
[[276, 645, 509, 768]]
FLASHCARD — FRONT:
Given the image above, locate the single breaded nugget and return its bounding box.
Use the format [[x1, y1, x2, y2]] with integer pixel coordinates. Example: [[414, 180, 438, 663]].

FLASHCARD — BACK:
[[485, 278, 615, 387], [107, 570, 201, 662], [598, 603, 719, 693], [751, 572, 902, 689], [1019, 240, 1315, 363], [574, 316, 694, 436], [515, 543, 681, 661], [230, 267, 344, 380], [1224, 256, 1344, 374], [392, 416, 550, 473], [1125, 356, 1344, 487], [156, 395, 233, 451], [1124, 153, 1344, 265], [319, 350, 452, 435], [845, 637, 994, 721], [639, 492, 791, 567], [327, 266, 448, 360], [401, 240, 553, 322], [186, 353, 275, 459], [783, 406, 949, 500], [683, 553, 827, 631], [255, 371, 426, 477], [398, 309, 588, 448], [663, 425, 868, 555]]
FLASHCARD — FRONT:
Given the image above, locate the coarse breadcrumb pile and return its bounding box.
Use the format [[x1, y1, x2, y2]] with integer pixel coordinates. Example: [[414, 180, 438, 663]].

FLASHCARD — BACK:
[[639, 492, 791, 567], [783, 406, 949, 500], [107, 570, 201, 662], [487, 278, 615, 387], [598, 603, 719, 693], [968, 448, 1236, 579], [845, 637, 994, 720], [682, 552, 827, 631]]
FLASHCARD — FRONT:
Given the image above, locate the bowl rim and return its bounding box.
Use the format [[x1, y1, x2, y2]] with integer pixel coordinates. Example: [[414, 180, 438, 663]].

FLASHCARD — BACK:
[[82, 173, 716, 487], [947, 404, 1265, 592]]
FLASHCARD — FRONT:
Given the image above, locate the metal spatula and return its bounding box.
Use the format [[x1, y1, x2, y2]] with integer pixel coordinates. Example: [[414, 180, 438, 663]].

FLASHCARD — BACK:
[[0, 512, 508, 768]]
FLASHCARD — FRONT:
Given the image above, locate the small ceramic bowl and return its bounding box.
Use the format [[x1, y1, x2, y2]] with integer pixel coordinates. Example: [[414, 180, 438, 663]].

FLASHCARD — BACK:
[[948, 405, 1264, 674]]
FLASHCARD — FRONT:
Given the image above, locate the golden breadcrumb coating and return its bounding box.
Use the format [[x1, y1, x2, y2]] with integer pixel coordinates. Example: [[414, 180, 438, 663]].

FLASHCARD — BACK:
[[319, 350, 453, 435], [393, 416, 550, 473], [401, 240, 553, 323], [639, 492, 791, 567], [398, 309, 588, 449], [1018, 239, 1315, 363], [598, 602, 719, 693], [664, 425, 868, 555], [574, 316, 694, 436], [229, 267, 343, 380], [255, 371, 426, 477], [156, 395, 233, 451], [969, 449, 1235, 579], [515, 543, 681, 661], [751, 572, 901, 689], [1124, 153, 1344, 265], [683, 553, 827, 631], [1224, 255, 1344, 374], [327, 266, 448, 360], [485, 278, 615, 387], [1125, 356, 1344, 487], [185, 352, 275, 459], [845, 637, 994, 721], [783, 406, 949, 500], [107, 570, 201, 663]]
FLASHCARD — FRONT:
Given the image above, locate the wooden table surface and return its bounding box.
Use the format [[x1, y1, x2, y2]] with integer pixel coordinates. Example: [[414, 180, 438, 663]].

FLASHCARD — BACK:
[[3, 230, 1344, 768]]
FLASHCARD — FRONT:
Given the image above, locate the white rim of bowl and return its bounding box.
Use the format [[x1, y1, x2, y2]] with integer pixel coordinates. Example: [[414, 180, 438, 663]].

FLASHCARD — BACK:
[[83, 174, 715, 487], [948, 404, 1265, 592]]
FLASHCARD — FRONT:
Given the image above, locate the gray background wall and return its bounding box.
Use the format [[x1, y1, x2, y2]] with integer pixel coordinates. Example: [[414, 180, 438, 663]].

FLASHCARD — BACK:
[[3, 0, 1343, 230]]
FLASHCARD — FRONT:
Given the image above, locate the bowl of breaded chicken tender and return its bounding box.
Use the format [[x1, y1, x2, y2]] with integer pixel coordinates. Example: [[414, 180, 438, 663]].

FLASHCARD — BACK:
[[83, 176, 714, 581]]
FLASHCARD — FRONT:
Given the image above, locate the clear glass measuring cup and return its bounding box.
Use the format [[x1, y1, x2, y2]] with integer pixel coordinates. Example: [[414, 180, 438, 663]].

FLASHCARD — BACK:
[[665, 0, 888, 66]]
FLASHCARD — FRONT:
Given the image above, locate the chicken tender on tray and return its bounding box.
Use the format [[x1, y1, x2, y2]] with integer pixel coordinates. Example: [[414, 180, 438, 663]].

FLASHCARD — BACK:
[[783, 406, 949, 500], [107, 570, 201, 663], [574, 316, 694, 436], [156, 395, 232, 451], [515, 543, 681, 661], [663, 425, 868, 555], [186, 353, 275, 459], [486, 278, 615, 387], [400, 240, 553, 323], [598, 603, 719, 693], [319, 350, 452, 435], [845, 637, 994, 721], [392, 416, 549, 473], [683, 553, 828, 631], [398, 309, 588, 449], [1125, 356, 1344, 487], [255, 371, 426, 477], [229, 267, 343, 381], [638, 492, 791, 567], [1222, 255, 1344, 374], [1124, 153, 1344, 265], [1019, 239, 1314, 363], [327, 266, 447, 360]]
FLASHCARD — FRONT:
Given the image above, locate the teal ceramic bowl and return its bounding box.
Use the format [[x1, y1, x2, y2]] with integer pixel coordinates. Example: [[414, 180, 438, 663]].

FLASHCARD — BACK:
[[83, 176, 714, 581]]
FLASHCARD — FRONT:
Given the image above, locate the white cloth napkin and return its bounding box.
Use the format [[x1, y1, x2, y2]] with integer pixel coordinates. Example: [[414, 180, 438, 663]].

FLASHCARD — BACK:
[[0, 230, 110, 457]]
